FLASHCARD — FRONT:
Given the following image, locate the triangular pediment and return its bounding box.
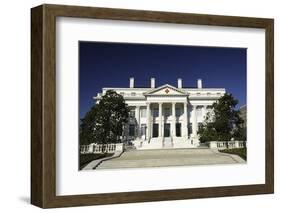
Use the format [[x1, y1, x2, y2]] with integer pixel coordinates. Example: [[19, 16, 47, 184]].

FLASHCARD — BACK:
[[144, 84, 187, 96]]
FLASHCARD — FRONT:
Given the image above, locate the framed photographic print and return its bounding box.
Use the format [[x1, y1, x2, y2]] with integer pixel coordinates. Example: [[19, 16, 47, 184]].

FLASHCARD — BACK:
[[31, 4, 274, 208]]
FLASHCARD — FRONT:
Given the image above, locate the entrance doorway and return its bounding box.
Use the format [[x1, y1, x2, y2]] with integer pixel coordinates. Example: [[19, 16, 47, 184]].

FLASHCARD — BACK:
[[164, 123, 170, 137], [176, 123, 181, 137], [152, 124, 159, 138]]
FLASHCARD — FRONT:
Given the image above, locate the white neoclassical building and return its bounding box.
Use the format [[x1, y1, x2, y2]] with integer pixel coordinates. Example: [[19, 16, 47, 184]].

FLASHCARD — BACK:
[[94, 78, 225, 149]]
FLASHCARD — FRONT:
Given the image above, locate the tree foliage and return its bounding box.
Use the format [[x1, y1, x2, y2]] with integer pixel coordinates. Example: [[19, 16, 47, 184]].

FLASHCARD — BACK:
[[79, 90, 129, 145], [198, 93, 245, 143]]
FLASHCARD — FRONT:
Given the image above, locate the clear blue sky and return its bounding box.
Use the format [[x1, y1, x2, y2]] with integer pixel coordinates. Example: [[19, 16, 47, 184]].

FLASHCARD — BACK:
[[79, 41, 246, 118]]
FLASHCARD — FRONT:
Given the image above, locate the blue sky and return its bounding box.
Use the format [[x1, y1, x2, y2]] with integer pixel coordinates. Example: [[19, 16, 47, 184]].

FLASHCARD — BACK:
[[79, 41, 246, 118]]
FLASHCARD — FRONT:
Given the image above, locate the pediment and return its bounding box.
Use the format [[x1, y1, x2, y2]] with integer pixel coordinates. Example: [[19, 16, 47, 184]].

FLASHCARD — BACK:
[[144, 84, 187, 96]]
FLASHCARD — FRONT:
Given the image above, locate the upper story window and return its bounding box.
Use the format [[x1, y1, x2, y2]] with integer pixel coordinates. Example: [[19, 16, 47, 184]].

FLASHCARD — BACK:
[[164, 108, 171, 117], [176, 107, 182, 117], [140, 108, 146, 118], [129, 109, 135, 118], [153, 108, 159, 117]]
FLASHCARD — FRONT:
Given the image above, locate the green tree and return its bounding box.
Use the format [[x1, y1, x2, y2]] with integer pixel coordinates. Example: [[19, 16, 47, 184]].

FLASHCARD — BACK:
[[79, 90, 129, 145], [79, 105, 98, 145], [198, 93, 244, 143]]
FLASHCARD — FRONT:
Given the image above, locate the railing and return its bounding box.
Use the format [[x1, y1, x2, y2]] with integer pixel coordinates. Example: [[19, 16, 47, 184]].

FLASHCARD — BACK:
[[189, 93, 222, 98], [208, 141, 246, 150], [80, 143, 123, 154]]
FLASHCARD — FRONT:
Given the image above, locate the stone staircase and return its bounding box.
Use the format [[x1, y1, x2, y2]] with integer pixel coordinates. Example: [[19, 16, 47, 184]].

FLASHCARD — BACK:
[[163, 137, 173, 148], [172, 137, 199, 148], [138, 137, 162, 150], [132, 137, 200, 150]]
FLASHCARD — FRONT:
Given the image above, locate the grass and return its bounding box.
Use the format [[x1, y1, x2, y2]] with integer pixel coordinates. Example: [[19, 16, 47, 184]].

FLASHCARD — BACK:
[[79, 153, 114, 170], [219, 148, 247, 161]]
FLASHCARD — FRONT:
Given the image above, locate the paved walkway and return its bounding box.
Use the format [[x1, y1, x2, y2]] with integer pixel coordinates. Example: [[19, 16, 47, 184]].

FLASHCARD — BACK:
[[82, 151, 123, 170], [94, 148, 245, 170]]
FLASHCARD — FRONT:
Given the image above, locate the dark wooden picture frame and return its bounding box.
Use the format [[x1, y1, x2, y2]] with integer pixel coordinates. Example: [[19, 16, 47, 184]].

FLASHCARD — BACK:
[[31, 4, 274, 208]]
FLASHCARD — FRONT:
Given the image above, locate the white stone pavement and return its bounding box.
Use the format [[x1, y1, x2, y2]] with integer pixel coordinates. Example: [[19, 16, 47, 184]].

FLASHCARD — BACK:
[[92, 148, 245, 170]]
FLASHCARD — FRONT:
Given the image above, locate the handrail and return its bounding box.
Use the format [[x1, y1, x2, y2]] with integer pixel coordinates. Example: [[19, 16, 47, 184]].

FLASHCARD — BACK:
[[80, 143, 123, 154]]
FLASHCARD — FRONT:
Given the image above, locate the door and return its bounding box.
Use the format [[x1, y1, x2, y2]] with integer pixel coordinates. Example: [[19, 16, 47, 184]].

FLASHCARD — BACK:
[[153, 124, 159, 138], [164, 123, 170, 137], [176, 123, 181, 137]]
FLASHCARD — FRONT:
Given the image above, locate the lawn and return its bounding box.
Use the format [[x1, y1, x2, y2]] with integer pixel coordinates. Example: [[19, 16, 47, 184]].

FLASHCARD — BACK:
[[79, 153, 114, 170], [219, 148, 247, 161]]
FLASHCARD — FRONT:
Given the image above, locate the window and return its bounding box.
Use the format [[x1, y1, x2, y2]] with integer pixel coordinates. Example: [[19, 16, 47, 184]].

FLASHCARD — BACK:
[[129, 124, 135, 136], [153, 108, 159, 117], [164, 108, 170, 117], [176, 107, 182, 117], [140, 108, 146, 117], [129, 109, 135, 118]]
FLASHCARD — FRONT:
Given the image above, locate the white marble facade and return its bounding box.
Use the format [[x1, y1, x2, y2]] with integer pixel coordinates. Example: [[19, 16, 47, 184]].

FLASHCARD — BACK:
[[94, 78, 225, 149]]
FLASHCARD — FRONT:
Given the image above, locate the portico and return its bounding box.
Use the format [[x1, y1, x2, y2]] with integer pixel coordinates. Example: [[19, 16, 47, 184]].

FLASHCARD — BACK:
[[145, 101, 189, 140]]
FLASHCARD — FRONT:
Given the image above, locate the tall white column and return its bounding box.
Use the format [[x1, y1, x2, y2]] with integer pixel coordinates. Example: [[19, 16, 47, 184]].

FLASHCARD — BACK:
[[182, 102, 188, 138], [135, 106, 140, 138], [172, 102, 176, 137], [187, 104, 189, 137], [146, 103, 151, 141], [158, 102, 163, 137], [192, 105, 198, 137], [203, 105, 207, 120]]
